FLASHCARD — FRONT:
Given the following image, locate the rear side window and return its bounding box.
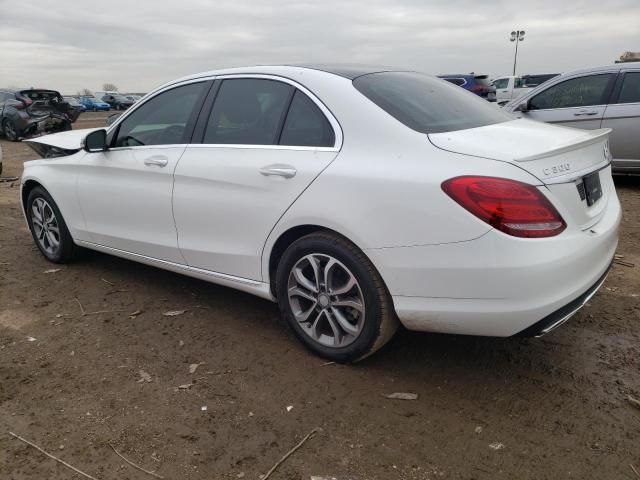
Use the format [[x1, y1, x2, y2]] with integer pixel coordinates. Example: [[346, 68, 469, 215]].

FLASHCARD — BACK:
[[443, 78, 465, 86], [617, 72, 640, 104], [354, 72, 512, 134], [279, 91, 335, 147], [204, 79, 293, 145], [529, 74, 614, 110]]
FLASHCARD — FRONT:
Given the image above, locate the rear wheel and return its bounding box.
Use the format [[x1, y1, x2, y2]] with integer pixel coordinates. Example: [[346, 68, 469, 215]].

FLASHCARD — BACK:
[[26, 187, 81, 263], [276, 232, 398, 362], [2, 119, 19, 142]]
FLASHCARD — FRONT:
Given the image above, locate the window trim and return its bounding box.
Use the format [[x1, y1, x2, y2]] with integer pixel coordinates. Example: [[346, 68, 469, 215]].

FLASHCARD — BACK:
[[527, 72, 618, 112], [610, 70, 640, 106], [191, 73, 342, 152]]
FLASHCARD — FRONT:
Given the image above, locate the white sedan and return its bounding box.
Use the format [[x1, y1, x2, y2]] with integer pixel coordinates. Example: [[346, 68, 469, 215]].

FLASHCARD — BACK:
[[21, 65, 621, 362]]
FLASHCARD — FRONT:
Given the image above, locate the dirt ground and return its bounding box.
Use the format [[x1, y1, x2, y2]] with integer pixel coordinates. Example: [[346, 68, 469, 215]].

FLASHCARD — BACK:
[[1, 112, 639, 480]]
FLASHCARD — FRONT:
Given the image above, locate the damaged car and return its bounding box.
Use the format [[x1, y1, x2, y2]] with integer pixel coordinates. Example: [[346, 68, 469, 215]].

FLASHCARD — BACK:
[[19, 66, 620, 362], [0, 88, 75, 141]]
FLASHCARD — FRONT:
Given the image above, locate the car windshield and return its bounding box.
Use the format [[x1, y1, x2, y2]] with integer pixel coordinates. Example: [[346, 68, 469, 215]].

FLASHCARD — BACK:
[[113, 95, 128, 101], [353, 72, 512, 134]]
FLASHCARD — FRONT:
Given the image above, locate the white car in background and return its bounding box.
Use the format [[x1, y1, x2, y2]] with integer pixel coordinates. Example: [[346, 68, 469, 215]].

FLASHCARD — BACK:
[[505, 63, 640, 173], [493, 74, 559, 105], [20, 65, 620, 362]]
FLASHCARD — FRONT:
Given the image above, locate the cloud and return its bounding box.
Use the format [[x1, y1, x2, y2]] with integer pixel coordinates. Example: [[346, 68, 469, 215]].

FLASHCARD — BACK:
[[1, 0, 637, 93]]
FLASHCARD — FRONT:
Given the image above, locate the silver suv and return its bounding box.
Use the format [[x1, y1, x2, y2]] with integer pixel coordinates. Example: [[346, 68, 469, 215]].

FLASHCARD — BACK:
[[505, 63, 640, 173]]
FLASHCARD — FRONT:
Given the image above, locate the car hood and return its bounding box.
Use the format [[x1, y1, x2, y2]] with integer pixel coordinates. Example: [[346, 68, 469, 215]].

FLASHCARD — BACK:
[[428, 119, 612, 184], [24, 128, 100, 158]]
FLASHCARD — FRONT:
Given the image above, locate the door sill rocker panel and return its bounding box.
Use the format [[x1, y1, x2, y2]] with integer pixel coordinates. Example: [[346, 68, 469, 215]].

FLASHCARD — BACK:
[[76, 240, 275, 301]]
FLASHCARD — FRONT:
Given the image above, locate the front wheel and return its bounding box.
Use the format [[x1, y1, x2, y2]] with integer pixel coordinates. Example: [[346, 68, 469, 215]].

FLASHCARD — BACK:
[[276, 232, 398, 363], [26, 187, 81, 263]]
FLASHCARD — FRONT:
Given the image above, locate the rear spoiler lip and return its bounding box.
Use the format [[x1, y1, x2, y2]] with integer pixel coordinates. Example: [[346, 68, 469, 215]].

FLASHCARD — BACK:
[[515, 128, 611, 162]]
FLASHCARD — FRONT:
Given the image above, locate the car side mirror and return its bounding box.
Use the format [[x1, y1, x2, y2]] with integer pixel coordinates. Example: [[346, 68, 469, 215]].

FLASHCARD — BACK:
[[514, 101, 529, 113], [83, 129, 107, 153]]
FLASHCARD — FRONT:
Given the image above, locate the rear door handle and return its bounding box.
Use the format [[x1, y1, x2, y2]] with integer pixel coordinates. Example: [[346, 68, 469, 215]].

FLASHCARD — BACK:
[[573, 110, 598, 116], [144, 155, 169, 167], [259, 164, 297, 179]]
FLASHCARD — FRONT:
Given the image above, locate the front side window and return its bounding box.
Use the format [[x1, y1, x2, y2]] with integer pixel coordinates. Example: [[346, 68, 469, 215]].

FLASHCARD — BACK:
[[617, 72, 640, 104], [528, 74, 614, 110], [204, 79, 293, 145], [279, 91, 335, 147], [113, 82, 206, 147], [493, 78, 509, 89], [354, 72, 512, 134]]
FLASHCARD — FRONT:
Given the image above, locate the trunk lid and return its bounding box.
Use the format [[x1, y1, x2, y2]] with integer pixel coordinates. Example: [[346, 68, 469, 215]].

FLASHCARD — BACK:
[[429, 119, 613, 230]]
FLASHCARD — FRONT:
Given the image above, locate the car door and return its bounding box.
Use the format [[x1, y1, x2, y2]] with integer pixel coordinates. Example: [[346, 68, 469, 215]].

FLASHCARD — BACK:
[[493, 77, 511, 104], [76, 80, 211, 263], [173, 76, 340, 281], [601, 69, 640, 170], [522, 72, 617, 129]]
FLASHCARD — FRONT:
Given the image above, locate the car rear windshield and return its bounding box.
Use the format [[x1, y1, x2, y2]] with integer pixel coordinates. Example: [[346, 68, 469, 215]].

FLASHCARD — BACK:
[[353, 72, 512, 134], [474, 76, 492, 87], [20, 90, 62, 102]]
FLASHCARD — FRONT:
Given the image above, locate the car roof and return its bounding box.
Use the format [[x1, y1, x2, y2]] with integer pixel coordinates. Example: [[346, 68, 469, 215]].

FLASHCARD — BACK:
[[559, 62, 640, 77], [438, 74, 484, 78], [162, 64, 417, 89], [291, 64, 398, 79]]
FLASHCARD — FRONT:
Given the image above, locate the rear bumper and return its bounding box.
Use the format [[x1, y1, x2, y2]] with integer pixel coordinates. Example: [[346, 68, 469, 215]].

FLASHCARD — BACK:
[[368, 189, 621, 337], [514, 261, 611, 337]]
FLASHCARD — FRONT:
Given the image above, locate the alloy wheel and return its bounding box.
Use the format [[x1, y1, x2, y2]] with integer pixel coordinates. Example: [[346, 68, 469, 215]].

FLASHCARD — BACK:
[[287, 254, 365, 348], [30, 197, 61, 255]]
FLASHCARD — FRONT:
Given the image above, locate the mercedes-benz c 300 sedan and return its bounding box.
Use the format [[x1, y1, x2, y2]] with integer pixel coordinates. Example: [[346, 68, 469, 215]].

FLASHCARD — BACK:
[[21, 65, 621, 362]]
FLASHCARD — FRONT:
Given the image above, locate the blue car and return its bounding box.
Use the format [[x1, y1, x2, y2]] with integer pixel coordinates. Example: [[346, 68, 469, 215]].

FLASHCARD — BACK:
[[79, 96, 111, 111], [438, 74, 496, 101]]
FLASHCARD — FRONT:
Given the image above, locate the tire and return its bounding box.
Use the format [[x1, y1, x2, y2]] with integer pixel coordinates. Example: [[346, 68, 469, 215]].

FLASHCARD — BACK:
[[26, 186, 81, 263], [2, 119, 19, 142], [276, 232, 398, 363]]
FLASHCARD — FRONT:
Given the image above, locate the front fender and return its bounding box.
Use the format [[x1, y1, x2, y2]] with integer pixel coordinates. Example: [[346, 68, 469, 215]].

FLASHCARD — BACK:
[[21, 156, 90, 242]]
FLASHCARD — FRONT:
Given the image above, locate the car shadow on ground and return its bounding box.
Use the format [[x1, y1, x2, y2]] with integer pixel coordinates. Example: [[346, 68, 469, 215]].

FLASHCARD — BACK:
[[78, 248, 579, 384]]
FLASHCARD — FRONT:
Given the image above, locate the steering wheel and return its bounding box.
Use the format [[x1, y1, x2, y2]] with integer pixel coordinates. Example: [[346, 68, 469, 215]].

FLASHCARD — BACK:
[[120, 135, 145, 147]]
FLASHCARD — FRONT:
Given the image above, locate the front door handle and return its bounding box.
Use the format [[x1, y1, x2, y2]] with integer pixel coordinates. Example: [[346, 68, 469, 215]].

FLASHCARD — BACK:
[[259, 164, 297, 179], [573, 110, 598, 116], [144, 155, 169, 167]]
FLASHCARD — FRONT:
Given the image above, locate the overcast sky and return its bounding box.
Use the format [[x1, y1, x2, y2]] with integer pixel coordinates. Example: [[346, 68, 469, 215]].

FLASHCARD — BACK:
[[1, 0, 638, 94]]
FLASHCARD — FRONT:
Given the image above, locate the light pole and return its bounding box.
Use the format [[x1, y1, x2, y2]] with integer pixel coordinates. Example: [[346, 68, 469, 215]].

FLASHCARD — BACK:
[[510, 30, 525, 76]]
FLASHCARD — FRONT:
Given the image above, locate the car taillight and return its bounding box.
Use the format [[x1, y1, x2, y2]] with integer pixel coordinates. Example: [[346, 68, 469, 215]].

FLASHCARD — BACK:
[[471, 85, 487, 94], [441, 176, 566, 238]]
